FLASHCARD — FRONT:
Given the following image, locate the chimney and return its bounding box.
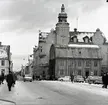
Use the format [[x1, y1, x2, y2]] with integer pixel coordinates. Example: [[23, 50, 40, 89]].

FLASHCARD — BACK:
[[74, 28, 77, 32]]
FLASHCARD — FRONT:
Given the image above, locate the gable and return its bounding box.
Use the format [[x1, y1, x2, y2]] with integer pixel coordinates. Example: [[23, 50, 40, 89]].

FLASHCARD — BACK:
[[92, 29, 105, 45]]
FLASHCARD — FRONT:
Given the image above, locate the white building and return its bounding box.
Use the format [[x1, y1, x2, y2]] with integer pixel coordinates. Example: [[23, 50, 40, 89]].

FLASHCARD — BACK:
[[0, 42, 12, 75]]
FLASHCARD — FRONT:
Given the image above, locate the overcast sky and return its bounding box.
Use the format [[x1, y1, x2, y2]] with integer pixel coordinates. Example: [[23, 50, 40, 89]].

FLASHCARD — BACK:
[[0, 0, 107, 71]]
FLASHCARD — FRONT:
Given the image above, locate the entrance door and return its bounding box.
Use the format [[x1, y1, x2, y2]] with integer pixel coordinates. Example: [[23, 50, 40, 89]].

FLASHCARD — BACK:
[[85, 71, 89, 78]]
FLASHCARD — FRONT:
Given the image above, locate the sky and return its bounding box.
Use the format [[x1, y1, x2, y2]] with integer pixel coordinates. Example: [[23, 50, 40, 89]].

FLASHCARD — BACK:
[[0, 0, 108, 71]]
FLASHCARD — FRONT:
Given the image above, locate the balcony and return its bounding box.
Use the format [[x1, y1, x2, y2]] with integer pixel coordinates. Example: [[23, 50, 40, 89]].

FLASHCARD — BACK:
[[39, 38, 46, 43], [39, 52, 46, 58], [39, 63, 49, 67]]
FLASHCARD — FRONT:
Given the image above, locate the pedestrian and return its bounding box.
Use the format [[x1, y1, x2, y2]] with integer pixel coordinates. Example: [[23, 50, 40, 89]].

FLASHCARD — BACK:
[[0, 75, 2, 85], [102, 73, 107, 88], [12, 72, 16, 87], [6, 71, 14, 91], [102, 73, 106, 88], [1, 72, 5, 84], [70, 74, 74, 83], [106, 72, 108, 88]]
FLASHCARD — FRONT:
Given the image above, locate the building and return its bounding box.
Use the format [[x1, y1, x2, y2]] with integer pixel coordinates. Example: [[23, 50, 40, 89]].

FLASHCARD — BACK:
[[0, 42, 12, 75], [21, 55, 33, 76], [33, 4, 108, 79]]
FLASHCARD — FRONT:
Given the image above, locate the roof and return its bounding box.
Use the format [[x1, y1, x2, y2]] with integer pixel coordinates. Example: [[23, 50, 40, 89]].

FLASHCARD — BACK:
[[69, 31, 94, 42], [50, 44, 102, 59]]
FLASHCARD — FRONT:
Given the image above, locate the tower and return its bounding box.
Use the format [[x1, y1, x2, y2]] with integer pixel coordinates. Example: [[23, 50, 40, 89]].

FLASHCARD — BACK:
[[55, 4, 70, 45]]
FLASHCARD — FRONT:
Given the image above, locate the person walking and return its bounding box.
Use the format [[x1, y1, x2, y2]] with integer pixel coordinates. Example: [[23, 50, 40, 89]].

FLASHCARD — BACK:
[[12, 72, 16, 87], [102, 73, 106, 88], [1, 72, 5, 84], [0, 75, 2, 85], [70, 74, 74, 83], [6, 71, 14, 91], [102, 73, 107, 89], [106, 72, 108, 88]]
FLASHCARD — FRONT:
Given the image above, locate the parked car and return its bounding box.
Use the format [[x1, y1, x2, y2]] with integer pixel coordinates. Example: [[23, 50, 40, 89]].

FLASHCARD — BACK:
[[58, 76, 71, 81], [94, 76, 102, 84], [86, 76, 102, 84], [74, 75, 84, 83], [23, 75, 33, 82]]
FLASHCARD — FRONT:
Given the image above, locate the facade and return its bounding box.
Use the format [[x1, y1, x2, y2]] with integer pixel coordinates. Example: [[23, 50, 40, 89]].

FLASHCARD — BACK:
[[0, 42, 12, 75], [21, 55, 33, 76], [33, 31, 55, 77], [33, 4, 108, 79], [49, 44, 102, 79]]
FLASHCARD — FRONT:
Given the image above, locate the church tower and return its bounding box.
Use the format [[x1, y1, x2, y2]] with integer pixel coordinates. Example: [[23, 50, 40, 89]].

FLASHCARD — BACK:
[[55, 4, 70, 45]]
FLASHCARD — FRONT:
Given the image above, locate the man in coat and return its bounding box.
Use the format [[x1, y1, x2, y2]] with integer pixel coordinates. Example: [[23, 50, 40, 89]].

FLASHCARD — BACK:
[[70, 74, 74, 83], [102, 73, 107, 88], [1, 72, 5, 84], [6, 71, 14, 91], [102, 73, 106, 88]]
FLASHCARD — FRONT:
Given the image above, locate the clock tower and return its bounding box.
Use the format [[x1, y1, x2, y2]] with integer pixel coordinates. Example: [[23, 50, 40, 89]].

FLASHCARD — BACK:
[[55, 4, 70, 45]]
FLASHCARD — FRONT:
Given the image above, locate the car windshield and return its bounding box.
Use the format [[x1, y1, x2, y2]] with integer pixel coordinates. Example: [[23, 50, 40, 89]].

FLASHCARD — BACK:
[[1, 0, 108, 105]]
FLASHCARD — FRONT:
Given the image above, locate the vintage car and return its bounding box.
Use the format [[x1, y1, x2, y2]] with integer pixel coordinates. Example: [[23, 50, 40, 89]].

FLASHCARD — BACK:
[[94, 76, 102, 84], [23, 75, 33, 82], [86, 76, 102, 84], [58, 76, 71, 81], [74, 75, 84, 83]]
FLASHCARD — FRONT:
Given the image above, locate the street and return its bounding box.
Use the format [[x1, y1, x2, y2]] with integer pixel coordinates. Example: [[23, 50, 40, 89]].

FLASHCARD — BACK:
[[0, 81, 108, 105]]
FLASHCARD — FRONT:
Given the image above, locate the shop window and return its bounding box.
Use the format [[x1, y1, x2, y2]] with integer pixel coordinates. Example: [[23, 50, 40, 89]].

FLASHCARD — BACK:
[[1, 60, 5, 66], [94, 61, 98, 67]]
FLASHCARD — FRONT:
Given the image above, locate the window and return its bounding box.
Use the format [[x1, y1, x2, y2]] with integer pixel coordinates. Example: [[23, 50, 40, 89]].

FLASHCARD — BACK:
[[1, 60, 5, 66], [70, 60, 73, 66], [60, 60, 64, 66], [41, 49, 42, 52], [40, 46, 42, 52], [86, 61, 90, 67], [94, 70, 98, 76], [79, 51, 81, 54], [78, 70, 81, 75], [60, 69, 64, 75], [94, 61, 98, 67], [74, 37, 77, 43], [78, 61, 81, 67]]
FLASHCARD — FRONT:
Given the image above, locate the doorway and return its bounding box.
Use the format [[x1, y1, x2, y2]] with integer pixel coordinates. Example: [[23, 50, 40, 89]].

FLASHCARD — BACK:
[[85, 71, 89, 78]]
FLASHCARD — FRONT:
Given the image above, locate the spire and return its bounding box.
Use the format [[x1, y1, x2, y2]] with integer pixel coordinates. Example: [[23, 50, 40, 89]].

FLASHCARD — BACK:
[[58, 4, 67, 23], [61, 4, 65, 13]]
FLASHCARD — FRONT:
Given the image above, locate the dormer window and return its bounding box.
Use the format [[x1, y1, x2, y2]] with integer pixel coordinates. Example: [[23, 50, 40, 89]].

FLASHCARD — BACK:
[[72, 36, 78, 43], [83, 36, 89, 43]]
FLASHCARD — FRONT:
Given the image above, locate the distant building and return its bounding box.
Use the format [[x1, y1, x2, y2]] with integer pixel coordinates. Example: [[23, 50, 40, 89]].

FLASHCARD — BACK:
[[33, 4, 108, 79], [0, 42, 12, 75]]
